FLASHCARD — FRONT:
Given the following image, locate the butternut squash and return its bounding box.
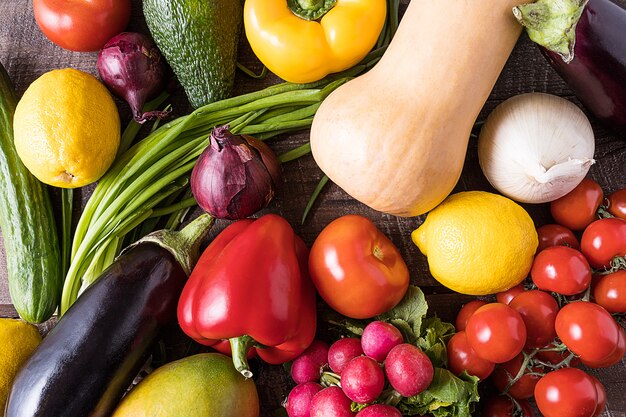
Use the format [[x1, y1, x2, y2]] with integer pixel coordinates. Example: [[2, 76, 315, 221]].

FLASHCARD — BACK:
[[310, 0, 531, 216]]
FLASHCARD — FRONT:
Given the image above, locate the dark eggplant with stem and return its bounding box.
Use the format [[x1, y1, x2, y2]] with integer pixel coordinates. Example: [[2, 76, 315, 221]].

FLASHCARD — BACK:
[[514, 0, 626, 133], [5, 214, 214, 417]]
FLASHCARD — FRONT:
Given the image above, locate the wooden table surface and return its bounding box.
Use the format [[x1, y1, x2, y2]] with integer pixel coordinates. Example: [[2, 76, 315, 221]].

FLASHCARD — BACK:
[[0, 1, 624, 416]]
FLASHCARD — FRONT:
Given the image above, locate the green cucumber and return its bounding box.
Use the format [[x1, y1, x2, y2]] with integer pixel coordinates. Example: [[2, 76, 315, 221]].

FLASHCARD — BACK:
[[143, 0, 242, 109], [0, 62, 61, 323]]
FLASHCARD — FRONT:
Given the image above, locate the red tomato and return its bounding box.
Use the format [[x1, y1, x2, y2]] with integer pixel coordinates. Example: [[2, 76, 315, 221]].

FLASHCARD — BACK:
[[33, 0, 131, 52], [482, 396, 533, 417], [536, 224, 580, 252], [534, 368, 598, 417], [465, 303, 527, 364], [491, 353, 542, 400], [593, 270, 626, 313], [531, 246, 592, 295], [607, 188, 626, 220], [446, 331, 495, 380], [581, 218, 626, 269], [550, 178, 603, 231], [455, 300, 488, 331], [555, 301, 620, 364], [308, 215, 409, 319], [509, 290, 558, 348], [581, 326, 625, 368], [495, 285, 525, 305], [591, 376, 607, 417]]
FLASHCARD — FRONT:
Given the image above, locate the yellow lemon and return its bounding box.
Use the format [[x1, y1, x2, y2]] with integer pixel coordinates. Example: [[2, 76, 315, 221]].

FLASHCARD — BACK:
[[412, 191, 537, 295], [0, 318, 41, 409], [13, 68, 120, 188]]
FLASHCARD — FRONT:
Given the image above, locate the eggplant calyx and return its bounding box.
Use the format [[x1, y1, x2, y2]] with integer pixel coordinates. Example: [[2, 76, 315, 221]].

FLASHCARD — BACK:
[[513, 0, 589, 64], [132, 214, 215, 275], [230, 335, 257, 379]]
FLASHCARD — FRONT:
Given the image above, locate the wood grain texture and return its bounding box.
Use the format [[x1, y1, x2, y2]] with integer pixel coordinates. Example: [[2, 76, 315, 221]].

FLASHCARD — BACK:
[[0, 0, 624, 415]]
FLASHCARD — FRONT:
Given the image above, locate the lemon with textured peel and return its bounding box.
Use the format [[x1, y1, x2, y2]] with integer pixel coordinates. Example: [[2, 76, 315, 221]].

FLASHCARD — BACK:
[[412, 191, 537, 295], [0, 318, 41, 409], [13, 68, 120, 188]]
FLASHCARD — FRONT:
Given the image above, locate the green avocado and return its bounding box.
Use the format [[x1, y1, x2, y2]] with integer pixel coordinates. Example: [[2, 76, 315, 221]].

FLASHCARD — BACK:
[[143, 0, 242, 109], [111, 353, 259, 417]]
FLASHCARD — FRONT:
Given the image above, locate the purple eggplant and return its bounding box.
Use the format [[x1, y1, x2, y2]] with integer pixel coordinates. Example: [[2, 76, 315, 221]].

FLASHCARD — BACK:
[[514, 0, 626, 133]]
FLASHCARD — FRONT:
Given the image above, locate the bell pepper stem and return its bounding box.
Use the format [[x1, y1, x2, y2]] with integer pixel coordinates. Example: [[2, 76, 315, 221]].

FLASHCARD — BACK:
[[287, 0, 337, 20], [230, 335, 256, 379]]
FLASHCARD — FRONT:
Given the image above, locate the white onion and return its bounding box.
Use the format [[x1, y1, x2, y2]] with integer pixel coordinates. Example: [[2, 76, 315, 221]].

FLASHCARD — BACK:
[[478, 93, 595, 203]]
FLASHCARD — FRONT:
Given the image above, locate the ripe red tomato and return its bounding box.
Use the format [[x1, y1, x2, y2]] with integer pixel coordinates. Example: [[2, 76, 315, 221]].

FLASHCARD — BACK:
[[308, 215, 409, 319], [555, 301, 620, 364], [509, 290, 558, 348], [446, 331, 495, 380], [455, 300, 488, 331], [534, 368, 598, 417], [531, 246, 592, 295], [482, 395, 533, 417], [580, 217, 626, 269], [581, 326, 625, 368], [593, 270, 626, 313], [536, 224, 580, 252], [495, 285, 525, 305], [491, 353, 542, 400], [550, 178, 603, 231], [33, 0, 131, 52], [465, 303, 526, 364], [607, 188, 626, 220], [590, 376, 607, 417]]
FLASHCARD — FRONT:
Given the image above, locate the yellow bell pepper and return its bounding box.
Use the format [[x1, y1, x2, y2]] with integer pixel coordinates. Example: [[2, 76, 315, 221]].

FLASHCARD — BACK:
[[243, 0, 387, 83]]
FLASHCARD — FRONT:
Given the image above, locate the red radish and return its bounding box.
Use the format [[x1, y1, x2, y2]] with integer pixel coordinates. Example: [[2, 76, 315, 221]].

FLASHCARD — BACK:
[[310, 387, 356, 417], [286, 382, 324, 417], [291, 340, 330, 384], [361, 321, 404, 362], [341, 356, 385, 403], [384, 344, 434, 397], [328, 338, 364, 374], [455, 300, 487, 331], [355, 404, 403, 417]]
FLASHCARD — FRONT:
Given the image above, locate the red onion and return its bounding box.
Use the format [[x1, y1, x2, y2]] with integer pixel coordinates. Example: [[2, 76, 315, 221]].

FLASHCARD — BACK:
[[97, 32, 169, 123], [191, 126, 282, 220]]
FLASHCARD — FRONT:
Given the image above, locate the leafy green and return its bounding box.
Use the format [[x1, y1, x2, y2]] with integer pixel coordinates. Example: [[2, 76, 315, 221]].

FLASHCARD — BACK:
[[398, 369, 480, 417], [377, 286, 428, 344], [418, 317, 455, 368]]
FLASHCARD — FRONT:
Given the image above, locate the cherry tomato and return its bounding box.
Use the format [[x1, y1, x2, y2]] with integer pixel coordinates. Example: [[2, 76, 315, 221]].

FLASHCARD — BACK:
[[581, 326, 625, 368], [531, 246, 592, 295], [534, 368, 598, 417], [607, 188, 626, 220], [555, 301, 620, 364], [509, 290, 558, 348], [482, 396, 533, 417], [581, 217, 626, 269], [465, 303, 526, 364], [455, 300, 488, 331], [491, 352, 542, 400], [550, 178, 603, 231], [495, 285, 525, 305], [536, 224, 580, 252], [446, 331, 495, 380], [591, 376, 607, 417], [309, 215, 409, 319], [593, 270, 626, 313], [33, 0, 131, 52]]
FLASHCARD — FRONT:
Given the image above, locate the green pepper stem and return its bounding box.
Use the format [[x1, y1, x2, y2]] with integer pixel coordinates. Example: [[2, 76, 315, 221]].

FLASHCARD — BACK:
[[230, 335, 256, 379], [288, 0, 337, 20]]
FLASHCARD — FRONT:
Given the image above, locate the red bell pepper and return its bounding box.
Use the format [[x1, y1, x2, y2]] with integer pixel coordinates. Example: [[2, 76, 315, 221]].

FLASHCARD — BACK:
[[177, 214, 317, 377]]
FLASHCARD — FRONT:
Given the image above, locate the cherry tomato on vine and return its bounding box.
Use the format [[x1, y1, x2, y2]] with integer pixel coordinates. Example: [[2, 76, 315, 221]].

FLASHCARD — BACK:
[[455, 300, 487, 332], [580, 217, 626, 269], [534, 368, 598, 417], [531, 246, 592, 295], [465, 303, 526, 364], [495, 285, 524, 305], [482, 395, 533, 417], [535, 341, 579, 367], [550, 178, 603, 231], [308, 215, 409, 319], [581, 326, 625, 368], [509, 290, 558, 348], [33, 0, 131, 52], [591, 376, 607, 417], [536, 224, 580, 252], [607, 188, 626, 220], [555, 301, 621, 364], [491, 352, 542, 400], [593, 270, 626, 313], [446, 331, 495, 380]]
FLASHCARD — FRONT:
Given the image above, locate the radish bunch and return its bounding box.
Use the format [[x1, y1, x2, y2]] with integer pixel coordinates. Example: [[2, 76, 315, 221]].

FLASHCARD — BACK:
[[284, 321, 434, 417]]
